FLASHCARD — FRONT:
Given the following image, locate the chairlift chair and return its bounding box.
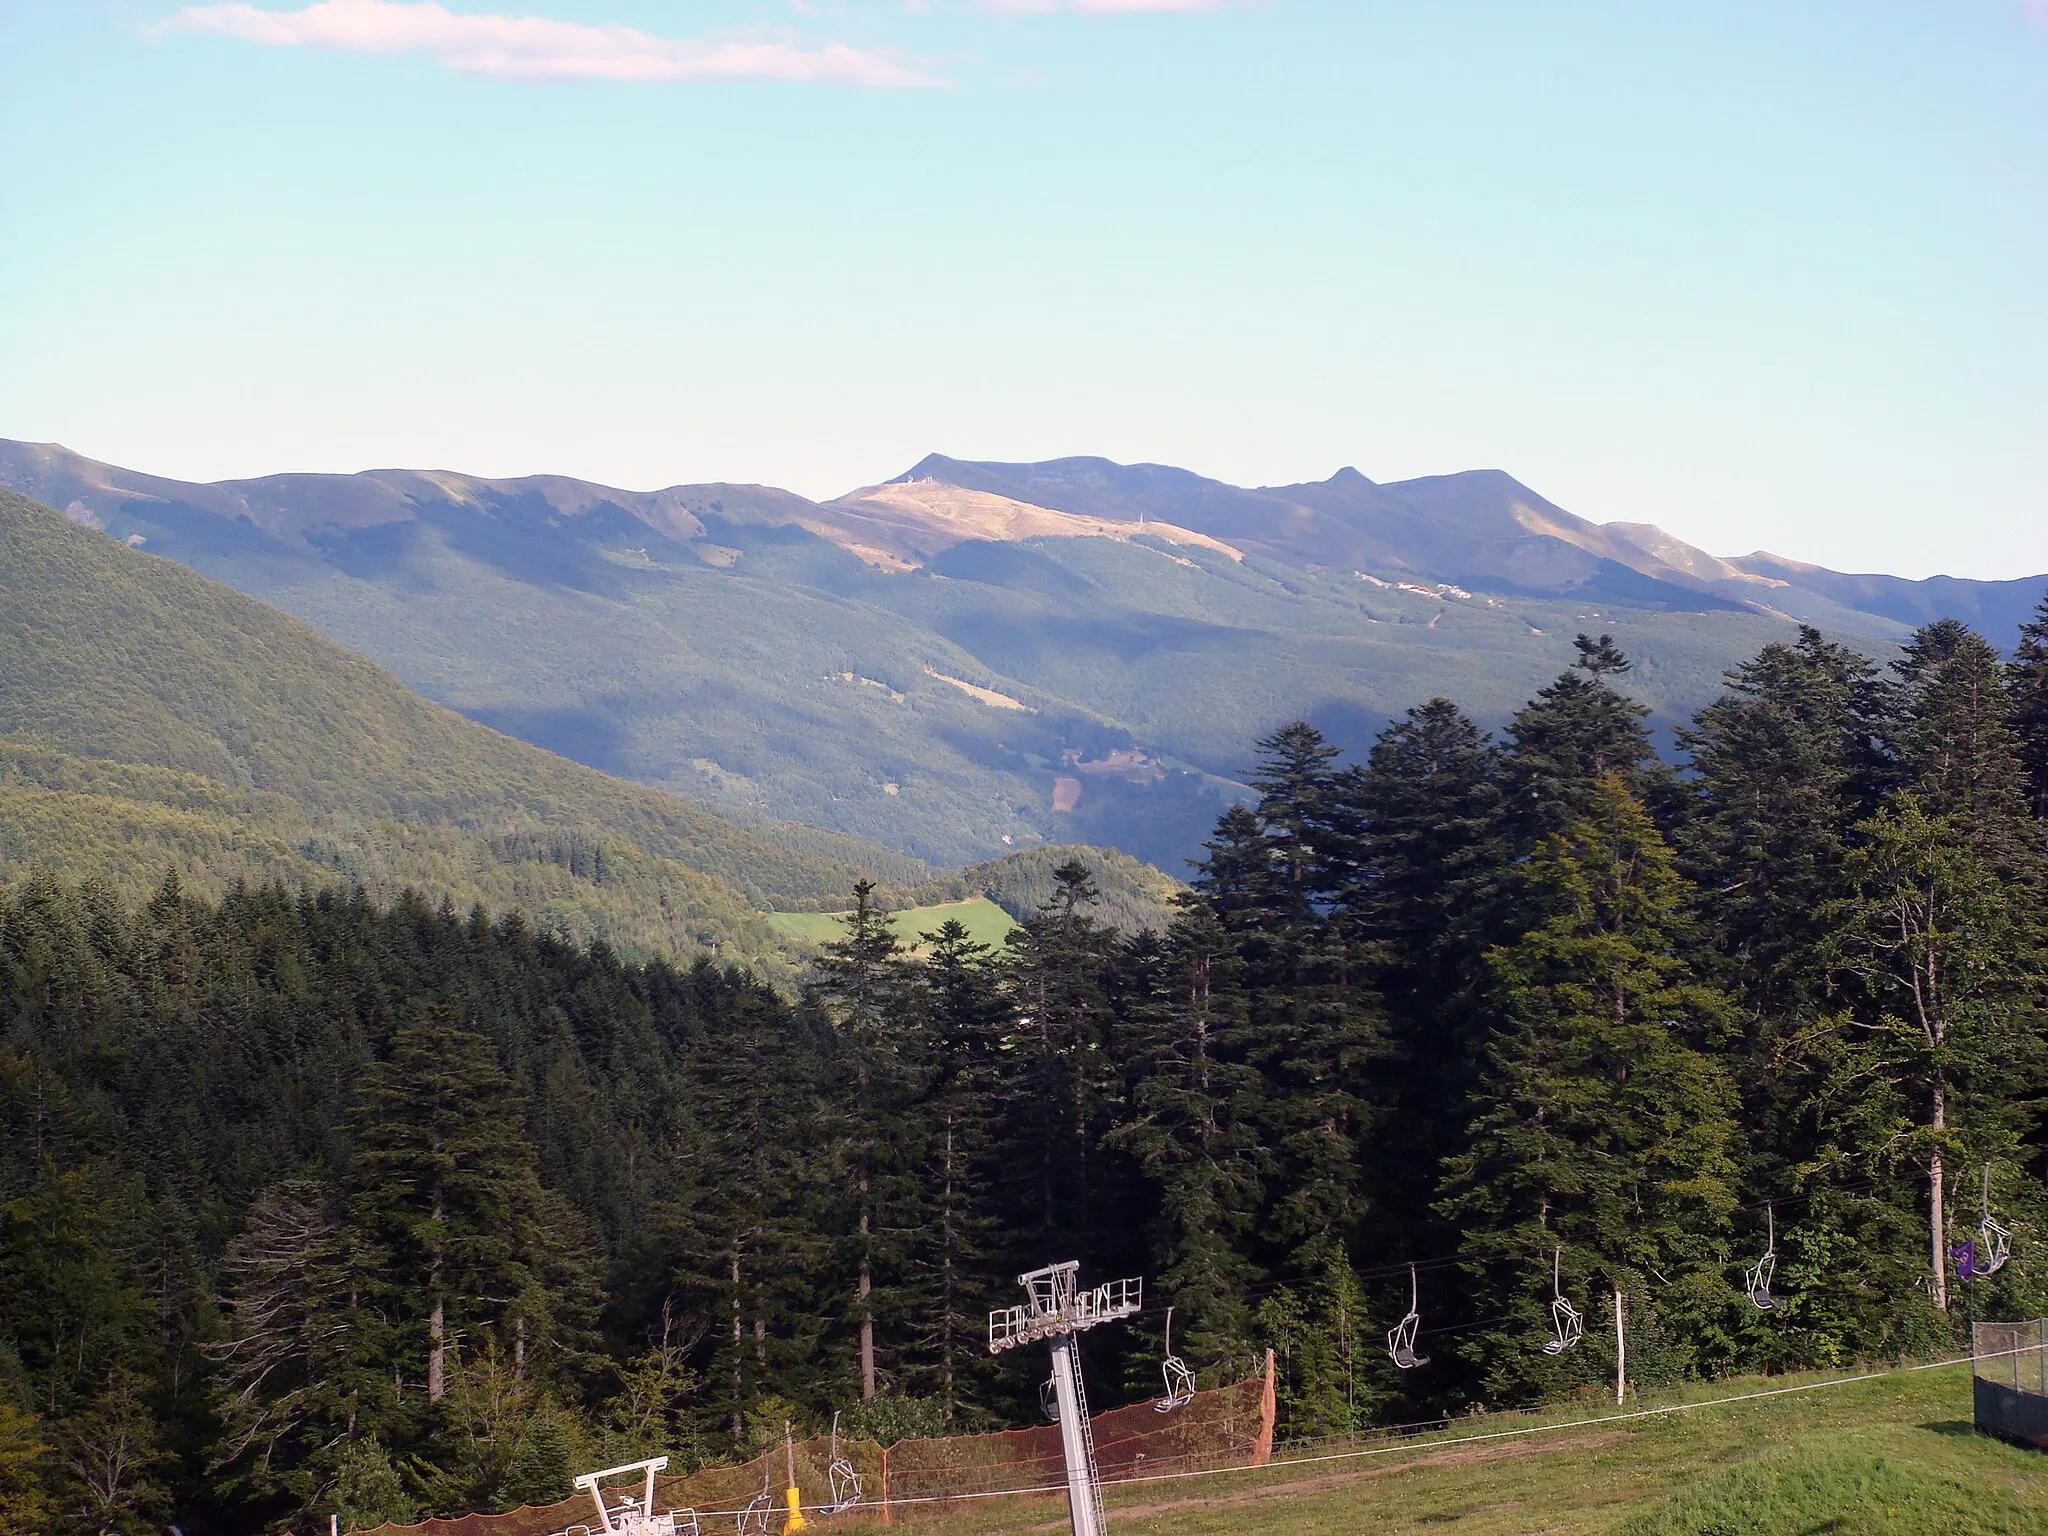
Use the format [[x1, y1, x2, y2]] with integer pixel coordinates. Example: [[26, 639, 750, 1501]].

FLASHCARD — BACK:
[[1386, 1264, 1430, 1370], [1976, 1161, 2012, 1277], [1155, 1306, 1197, 1412], [1745, 1204, 1780, 1311], [825, 1411, 864, 1513], [1540, 1248, 1583, 1356], [736, 1493, 771, 1536]]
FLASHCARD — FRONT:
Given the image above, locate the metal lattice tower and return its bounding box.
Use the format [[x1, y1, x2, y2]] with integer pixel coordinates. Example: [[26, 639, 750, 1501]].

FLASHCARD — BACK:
[[989, 1262, 1141, 1536]]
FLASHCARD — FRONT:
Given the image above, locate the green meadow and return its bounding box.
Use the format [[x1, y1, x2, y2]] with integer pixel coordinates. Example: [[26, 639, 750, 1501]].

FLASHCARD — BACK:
[[768, 895, 1020, 953]]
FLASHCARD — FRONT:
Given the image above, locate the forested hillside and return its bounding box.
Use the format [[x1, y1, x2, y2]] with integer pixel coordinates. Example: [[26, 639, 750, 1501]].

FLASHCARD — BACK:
[[23, 439, 2044, 873], [914, 841, 1183, 932], [6, 601, 2048, 1533], [0, 488, 930, 972]]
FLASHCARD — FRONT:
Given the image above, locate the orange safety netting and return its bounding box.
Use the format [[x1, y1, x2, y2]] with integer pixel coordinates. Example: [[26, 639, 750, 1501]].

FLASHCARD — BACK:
[[354, 1353, 1275, 1536]]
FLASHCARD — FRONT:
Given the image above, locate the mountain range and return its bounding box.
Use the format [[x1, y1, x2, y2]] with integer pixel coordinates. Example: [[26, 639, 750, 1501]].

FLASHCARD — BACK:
[[6, 438, 2042, 872]]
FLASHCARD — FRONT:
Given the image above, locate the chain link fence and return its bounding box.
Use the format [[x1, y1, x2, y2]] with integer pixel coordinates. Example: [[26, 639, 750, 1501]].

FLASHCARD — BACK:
[[1972, 1320, 2048, 1449]]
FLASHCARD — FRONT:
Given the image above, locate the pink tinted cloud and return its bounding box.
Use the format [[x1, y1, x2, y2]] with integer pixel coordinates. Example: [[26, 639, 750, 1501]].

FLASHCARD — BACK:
[[164, 0, 940, 86], [982, 0, 1223, 12], [2026, 0, 2048, 26]]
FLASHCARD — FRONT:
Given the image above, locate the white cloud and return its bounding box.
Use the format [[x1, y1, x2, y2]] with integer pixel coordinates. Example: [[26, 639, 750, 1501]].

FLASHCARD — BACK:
[[164, 0, 940, 87]]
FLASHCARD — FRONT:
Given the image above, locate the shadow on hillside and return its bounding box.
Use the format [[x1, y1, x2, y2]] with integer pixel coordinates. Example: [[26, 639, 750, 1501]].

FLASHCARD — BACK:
[[1918, 1419, 1980, 1438]]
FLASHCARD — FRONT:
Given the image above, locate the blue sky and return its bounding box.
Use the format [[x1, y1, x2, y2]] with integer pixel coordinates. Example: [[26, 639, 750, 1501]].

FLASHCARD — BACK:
[[1, 1, 2043, 578]]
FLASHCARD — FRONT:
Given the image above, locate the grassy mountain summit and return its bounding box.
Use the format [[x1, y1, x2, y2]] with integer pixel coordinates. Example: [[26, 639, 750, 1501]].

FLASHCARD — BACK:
[[7, 438, 2042, 874], [0, 486, 936, 973]]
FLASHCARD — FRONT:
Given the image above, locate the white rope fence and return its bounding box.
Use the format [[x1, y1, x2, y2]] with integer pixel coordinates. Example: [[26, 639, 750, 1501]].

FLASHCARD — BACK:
[[678, 1347, 1997, 1522]]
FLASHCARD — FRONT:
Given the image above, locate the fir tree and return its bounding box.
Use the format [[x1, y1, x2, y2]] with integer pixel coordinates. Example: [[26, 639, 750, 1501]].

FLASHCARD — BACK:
[[206, 1179, 387, 1509], [1890, 619, 2037, 875], [1440, 776, 1741, 1401], [345, 1008, 560, 1409], [331, 1436, 415, 1530], [1679, 628, 1884, 1018], [1246, 721, 1349, 902], [1813, 795, 2043, 1312], [994, 861, 1121, 1265], [1501, 637, 1665, 849], [805, 881, 922, 1403], [1110, 898, 1265, 1374], [503, 1400, 578, 1506], [1340, 699, 1507, 1238], [665, 976, 822, 1443], [902, 920, 1006, 1417], [2006, 594, 2048, 820], [0, 1397, 51, 1535], [1213, 729, 1385, 1275]]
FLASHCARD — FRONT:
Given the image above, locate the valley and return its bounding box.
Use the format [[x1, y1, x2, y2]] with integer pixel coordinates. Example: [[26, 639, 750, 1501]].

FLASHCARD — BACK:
[[11, 439, 2041, 874]]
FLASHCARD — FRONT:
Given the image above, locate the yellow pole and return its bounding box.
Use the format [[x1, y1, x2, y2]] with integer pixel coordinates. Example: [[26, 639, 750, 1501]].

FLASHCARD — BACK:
[[782, 1421, 809, 1534]]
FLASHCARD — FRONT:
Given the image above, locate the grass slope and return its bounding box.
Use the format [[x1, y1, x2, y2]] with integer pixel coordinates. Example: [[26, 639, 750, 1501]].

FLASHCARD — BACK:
[[0, 489, 932, 972], [929, 841, 1185, 932], [945, 1363, 2041, 1535], [768, 896, 1019, 953]]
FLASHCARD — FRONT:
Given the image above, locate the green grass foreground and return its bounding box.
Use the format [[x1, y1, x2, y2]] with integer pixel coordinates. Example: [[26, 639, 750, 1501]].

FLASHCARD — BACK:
[[924, 1363, 2044, 1535]]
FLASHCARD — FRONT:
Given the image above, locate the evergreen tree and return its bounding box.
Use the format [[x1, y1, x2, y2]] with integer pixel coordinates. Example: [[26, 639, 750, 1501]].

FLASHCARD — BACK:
[[1813, 795, 2043, 1312], [1501, 636, 1665, 849], [2007, 594, 2048, 820], [0, 1397, 51, 1535], [345, 1008, 565, 1411], [206, 1179, 387, 1510], [1440, 776, 1741, 1401], [993, 861, 1122, 1266], [1339, 699, 1507, 1237], [1211, 729, 1385, 1275], [804, 882, 922, 1403], [1110, 898, 1265, 1375], [503, 1400, 578, 1506], [331, 1436, 415, 1530], [1890, 619, 2037, 875], [901, 920, 1006, 1418], [1679, 627, 1885, 1018], [664, 976, 822, 1443], [1245, 721, 1350, 901]]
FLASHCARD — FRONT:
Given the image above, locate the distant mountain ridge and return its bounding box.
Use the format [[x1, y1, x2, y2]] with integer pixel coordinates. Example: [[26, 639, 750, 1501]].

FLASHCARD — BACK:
[[882, 453, 2048, 635], [4, 437, 2041, 874], [12, 437, 2036, 635]]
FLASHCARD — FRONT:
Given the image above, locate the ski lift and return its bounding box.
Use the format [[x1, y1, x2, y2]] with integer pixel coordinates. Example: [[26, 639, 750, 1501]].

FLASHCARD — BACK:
[[1745, 1204, 1780, 1311], [1155, 1306, 1196, 1412], [1386, 1264, 1430, 1370], [1540, 1248, 1583, 1356], [1040, 1373, 1060, 1423], [825, 1411, 863, 1513], [1976, 1162, 2012, 1277], [674, 1514, 702, 1536], [736, 1494, 771, 1536]]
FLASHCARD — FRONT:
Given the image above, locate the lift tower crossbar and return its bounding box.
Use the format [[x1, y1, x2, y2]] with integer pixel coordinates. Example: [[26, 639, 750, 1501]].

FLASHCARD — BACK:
[[990, 1262, 1141, 1536]]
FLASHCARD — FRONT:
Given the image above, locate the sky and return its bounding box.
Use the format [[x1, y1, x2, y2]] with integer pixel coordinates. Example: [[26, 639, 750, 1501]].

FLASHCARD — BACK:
[[1, 1, 2044, 579]]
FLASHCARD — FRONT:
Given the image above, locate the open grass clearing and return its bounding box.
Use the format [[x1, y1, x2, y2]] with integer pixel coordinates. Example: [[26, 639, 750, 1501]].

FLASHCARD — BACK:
[[768, 896, 1018, 953], [889, 1360, 2044, 1535]]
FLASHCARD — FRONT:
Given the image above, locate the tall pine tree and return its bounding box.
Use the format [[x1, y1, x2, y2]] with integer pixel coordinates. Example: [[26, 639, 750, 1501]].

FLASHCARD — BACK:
[[1440, 776, 1740, 1401]]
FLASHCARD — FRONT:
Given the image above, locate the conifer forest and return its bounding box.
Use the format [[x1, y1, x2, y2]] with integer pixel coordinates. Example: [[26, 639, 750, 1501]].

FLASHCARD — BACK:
[[9, 609, 2048, 1535]]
